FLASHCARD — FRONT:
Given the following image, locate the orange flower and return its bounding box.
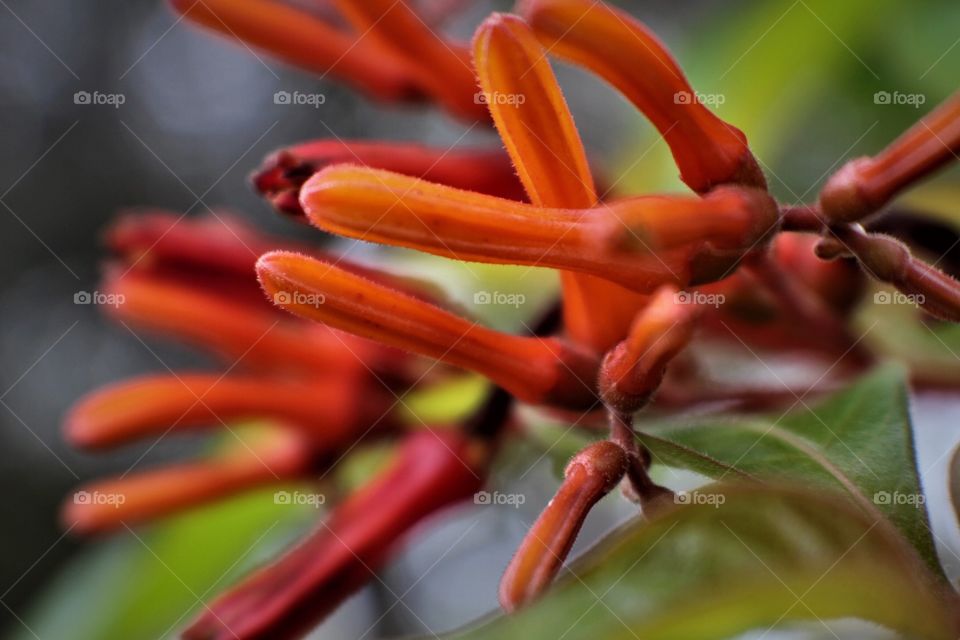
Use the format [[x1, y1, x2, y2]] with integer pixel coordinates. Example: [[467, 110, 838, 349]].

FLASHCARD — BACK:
[[518, 0, 765, 193], [182, 429, 487, 640], [820, 91, 960, 222], [252, 140, 526, 219], [499, 440, 627, 612], [62, 213, 401, 533], [170, 0, 487, 120], [256, 251, 600, 410]]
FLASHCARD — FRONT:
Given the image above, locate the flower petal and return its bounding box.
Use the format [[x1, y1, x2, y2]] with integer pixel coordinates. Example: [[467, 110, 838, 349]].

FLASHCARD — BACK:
[[107, 211, 273, 278], [105, 271, 375, 375], [820, 91, 960, 222], [301, 166, 778, 291], [519, 0, 764, 192], [473, 12, 651, 350], [182, 429, 485, 640], [599, 285, 701, 412], [252, 140, 525, 219], [473, 12, 594, 208], [257, 251, 600, 409], [332, 0, 487, 121], [169, 0, 422, 102], [62, 427, 312, 534], [499, 440, 627, 611], [65, 373, 384, 450]]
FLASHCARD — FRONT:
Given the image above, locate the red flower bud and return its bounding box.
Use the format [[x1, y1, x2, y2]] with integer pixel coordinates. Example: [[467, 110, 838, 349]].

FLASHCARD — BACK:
[[183, 429, 486, 640], [820, 91, 960, 222], [600, 286, 701, 413], [499, 440, 627, 612], [252, 140, 525, 219]]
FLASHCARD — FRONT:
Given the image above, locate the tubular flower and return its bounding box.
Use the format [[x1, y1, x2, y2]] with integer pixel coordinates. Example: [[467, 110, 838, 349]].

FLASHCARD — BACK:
[[300, 166, 777, 293], [169, 0, 488, 120], [599, 286, 702, 413], [816, 225, 960, 323], [252, 140, 527, 219], [499, 440, 627, 612], [473, 11, 652, 352], [62, 213, 402, 533], [61, 1, 960, 637], [256, 250, 600, 410], [518, 0, 765, 193], [820, 91, 960, 223], [183, 429, 487, 640]]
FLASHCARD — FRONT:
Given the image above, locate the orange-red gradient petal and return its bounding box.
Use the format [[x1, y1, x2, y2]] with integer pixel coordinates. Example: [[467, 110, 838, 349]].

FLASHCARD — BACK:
[[169, 0, 422, 102], [519, 0, 764, 193], [65, 373, 377, 450], [253, 140, 526, 218], [104, 271, 375, 375], [332, 0, 487, 121], [257, 251, 599, 409], [600, 286, 701, 412], [499, 441, 627, 611], [473, 13, 651, 350], [183, 429, 484, 640], [820, 91, 960, 222], [62, 428, 313, 534], [301, 166, 777, 291]]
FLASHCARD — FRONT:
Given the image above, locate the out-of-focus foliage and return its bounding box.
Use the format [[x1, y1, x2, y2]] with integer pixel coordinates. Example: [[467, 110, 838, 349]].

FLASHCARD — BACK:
[[12, 487, 316, 640], [448, 485, 957, 640]]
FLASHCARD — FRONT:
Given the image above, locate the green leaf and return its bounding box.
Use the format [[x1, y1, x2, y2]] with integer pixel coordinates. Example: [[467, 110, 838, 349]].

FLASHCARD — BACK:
[[856, 282, 960, 386], [637, 364, 944, 577], [447, 484, 958, 640], [15, 487, 316, 640]]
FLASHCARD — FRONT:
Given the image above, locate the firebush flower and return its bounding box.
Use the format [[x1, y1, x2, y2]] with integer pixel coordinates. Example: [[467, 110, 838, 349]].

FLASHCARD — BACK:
[[62, 212, 411, 533], [253, 140, 527, 218], [63, 1, 960, 638]]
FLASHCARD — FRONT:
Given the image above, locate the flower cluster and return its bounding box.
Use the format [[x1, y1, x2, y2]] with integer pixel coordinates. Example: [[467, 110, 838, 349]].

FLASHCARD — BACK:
[[63, 1, 960, 639]]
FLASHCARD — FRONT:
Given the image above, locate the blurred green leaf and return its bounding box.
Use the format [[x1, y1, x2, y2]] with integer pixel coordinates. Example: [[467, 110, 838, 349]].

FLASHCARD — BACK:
[[637, 364, 943, 577], [399, 374, 489, 425], [856, 284, 960, 385], [447, 484, 958, 640], [16, 488, 315, 640], [616, 0, 960, 200]]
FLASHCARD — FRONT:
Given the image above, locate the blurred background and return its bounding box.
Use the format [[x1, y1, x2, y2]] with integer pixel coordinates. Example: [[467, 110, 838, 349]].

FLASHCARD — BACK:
[[1, 0, 960, 638]]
